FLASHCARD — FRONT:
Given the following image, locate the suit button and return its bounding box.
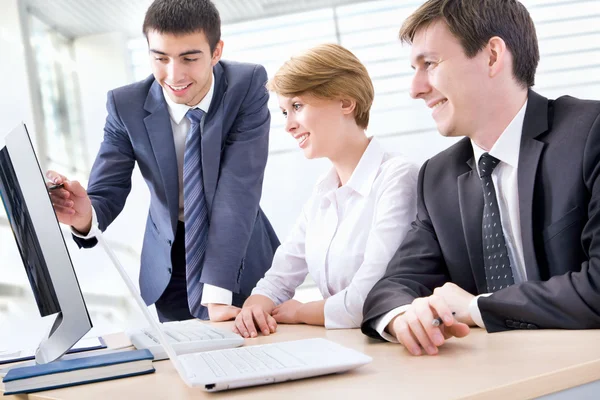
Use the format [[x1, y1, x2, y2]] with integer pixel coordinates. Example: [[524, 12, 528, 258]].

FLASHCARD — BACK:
[[506, 319, 514, 328], [527, 324, 537, 329], [519, 323, 528, 329]]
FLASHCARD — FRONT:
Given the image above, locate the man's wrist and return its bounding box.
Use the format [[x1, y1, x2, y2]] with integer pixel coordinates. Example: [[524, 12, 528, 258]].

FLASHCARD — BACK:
[[469, 294, 491, 328], [73, 218, 92, 235], [386, 314, 401, 337]]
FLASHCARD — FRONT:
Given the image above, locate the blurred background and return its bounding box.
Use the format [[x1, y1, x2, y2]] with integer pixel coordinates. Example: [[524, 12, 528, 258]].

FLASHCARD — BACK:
[[0, 0, 599, 347]]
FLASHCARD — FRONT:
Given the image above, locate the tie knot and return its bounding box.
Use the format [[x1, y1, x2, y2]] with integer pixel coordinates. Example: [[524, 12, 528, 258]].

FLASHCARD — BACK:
[[478, 153, 500, 178], [185, 108, 205, 124]]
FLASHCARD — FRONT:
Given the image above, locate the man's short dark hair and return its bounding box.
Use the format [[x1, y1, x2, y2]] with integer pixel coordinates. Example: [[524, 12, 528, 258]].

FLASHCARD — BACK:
[[143, 0, 221, 53], [399, 0, 540, 88]]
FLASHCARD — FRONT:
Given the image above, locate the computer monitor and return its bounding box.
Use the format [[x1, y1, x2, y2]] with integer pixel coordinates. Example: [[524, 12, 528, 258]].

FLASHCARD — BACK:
[[0, 123, 91, 364]]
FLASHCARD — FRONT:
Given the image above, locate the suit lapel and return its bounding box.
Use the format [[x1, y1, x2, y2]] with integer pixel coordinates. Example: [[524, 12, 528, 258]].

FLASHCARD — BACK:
[[144, 81, 179, 234], [518, 90, 549, 282], [201, 62, 227, 215], [457, 148, 488, 293]]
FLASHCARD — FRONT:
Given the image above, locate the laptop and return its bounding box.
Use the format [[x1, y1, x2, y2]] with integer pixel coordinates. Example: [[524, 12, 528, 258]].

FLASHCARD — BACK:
[[95, 231, 372, 391], [126, 317, 243, 360]]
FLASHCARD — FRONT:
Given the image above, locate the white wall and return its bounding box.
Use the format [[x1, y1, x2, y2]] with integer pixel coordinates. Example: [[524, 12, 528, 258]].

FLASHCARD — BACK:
[[74, 32, 132, 161], [0, 0, 46, 341], [0, 0, 39, 143]]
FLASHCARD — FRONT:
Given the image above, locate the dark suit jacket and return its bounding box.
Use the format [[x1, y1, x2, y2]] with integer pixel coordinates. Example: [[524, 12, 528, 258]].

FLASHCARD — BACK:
[[74, 60, 280, 308], [362, 90, 600, 336]]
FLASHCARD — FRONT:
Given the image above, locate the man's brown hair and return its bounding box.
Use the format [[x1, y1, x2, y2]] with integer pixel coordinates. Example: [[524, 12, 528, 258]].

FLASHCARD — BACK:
[[400, 0, 539, 88], [143, 0, 221, 53]]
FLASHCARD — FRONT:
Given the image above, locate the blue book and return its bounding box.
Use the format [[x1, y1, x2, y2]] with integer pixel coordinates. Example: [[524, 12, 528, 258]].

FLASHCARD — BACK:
[[1, 349, 154, 395]]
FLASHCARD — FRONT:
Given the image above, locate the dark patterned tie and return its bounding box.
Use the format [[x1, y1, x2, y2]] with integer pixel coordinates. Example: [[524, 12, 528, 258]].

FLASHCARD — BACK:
[[184, 108, 209, 318], [479, 153, 514, 292]]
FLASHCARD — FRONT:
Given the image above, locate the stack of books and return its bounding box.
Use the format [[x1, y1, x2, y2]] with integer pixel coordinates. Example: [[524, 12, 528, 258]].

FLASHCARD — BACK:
[[0, 349, 154, 395]]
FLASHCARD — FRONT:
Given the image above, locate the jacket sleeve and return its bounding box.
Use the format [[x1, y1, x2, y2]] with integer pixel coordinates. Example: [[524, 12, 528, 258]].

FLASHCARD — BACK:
[[199, 65, 271, 292], [72, 90, 135, 249]]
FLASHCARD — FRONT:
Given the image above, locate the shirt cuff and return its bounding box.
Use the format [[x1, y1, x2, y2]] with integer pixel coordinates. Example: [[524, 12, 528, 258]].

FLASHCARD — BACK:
[[323, 291, 360, 329], [469, 293, 493, 328], [374, 305, 411, 343], [71, 207, 99, 239], [201, 284, 233, 306]]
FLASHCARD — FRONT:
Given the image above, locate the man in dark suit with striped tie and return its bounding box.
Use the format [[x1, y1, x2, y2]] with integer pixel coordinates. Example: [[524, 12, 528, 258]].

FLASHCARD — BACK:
[[361, 0, 600, 355], [47, 0, 279, 322]]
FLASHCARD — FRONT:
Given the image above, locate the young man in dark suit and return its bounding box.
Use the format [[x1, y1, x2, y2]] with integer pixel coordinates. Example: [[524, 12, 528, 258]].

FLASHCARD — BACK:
[[362, 0, 600, 356], [47, 0, 279, 322]]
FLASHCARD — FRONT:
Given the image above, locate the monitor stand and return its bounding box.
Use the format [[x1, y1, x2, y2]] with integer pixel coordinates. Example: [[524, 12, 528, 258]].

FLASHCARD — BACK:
[[35, 311, 87, 364]]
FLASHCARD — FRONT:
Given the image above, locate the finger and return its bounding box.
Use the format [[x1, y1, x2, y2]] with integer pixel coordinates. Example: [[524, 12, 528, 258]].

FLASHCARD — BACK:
[[419, 295, 452, 346], [406, 311, 438, 355], [394, 317, 422, 356], [48, 189, 71, 199], [63, 180, 88, 198], [50, 197, 75, 208], [414, 298, 444, 347], [232, 325, 240, 335], [251, 308, 271, 336], [242, 308, 258, 338], [428, 295, 454, 327], [266, 314, 277, 333], [234, 313, 250, 338], [46, 170, 67, 184], [52, 204, 75, 215], [448, 323, 471, 338]]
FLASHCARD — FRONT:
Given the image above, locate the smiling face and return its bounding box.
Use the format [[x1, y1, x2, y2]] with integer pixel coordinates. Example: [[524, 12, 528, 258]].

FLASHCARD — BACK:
[[409, 20, 491, 138], [147, 30, 222, 106], [278, 94, 350, 160]]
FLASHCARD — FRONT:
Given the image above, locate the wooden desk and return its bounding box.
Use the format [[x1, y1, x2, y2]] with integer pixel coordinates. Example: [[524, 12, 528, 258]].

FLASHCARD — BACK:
[[4, 323, 600, 399]]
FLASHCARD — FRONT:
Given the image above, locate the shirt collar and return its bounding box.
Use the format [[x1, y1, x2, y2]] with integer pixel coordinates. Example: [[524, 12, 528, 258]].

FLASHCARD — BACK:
[[471, 99, 528, 171], [315, 137, 385, 197], [162, 72, 215, 125]]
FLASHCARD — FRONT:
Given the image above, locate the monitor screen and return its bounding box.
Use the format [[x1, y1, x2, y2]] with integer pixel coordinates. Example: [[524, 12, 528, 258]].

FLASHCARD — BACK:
[[0, 147, 60, 316]]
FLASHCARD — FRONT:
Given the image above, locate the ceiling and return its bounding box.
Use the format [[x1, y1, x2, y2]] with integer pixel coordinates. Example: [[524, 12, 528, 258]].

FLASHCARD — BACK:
[[23, 0, 379, 39]]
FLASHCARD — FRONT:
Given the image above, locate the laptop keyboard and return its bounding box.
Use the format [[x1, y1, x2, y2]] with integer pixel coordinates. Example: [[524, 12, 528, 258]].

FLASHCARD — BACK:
[[142, 323, 225, 344], [184, 345, 306, 377]]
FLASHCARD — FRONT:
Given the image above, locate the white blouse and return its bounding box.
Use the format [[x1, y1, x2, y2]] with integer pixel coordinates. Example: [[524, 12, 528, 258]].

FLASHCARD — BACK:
[[252, 138, 418, 329]]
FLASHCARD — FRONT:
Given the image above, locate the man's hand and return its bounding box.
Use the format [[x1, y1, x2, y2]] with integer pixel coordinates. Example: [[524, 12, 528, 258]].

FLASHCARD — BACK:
[[271, 299, 303, 324], [46, 170, 93, 234], [234, 298, 277, 338], [207, 304, 241, 322], [432, 282, 475, 326], [387, 294, 470, 356]]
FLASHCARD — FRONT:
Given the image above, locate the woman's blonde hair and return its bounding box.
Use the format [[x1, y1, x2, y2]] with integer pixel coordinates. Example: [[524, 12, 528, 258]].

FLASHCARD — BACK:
[[267, 43, 374, 129]]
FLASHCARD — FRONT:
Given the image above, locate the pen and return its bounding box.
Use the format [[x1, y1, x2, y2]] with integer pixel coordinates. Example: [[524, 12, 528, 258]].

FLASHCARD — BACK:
[[432, 312, 456, 327], [48, 183, 64, 191]]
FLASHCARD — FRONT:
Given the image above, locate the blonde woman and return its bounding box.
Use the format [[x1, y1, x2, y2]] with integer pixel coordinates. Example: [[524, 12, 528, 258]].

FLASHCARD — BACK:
[[234, 44, 418, 337]]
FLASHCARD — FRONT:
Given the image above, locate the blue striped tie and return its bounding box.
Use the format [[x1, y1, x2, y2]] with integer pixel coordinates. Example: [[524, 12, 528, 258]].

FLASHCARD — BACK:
[[184, 108, 209, 318]]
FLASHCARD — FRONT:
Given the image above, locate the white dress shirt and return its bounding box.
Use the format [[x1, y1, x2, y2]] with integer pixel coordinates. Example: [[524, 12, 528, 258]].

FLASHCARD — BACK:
[[375, 100, 529, 342], [74, 74, 232, 306], [252, 138, 418, 329]]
